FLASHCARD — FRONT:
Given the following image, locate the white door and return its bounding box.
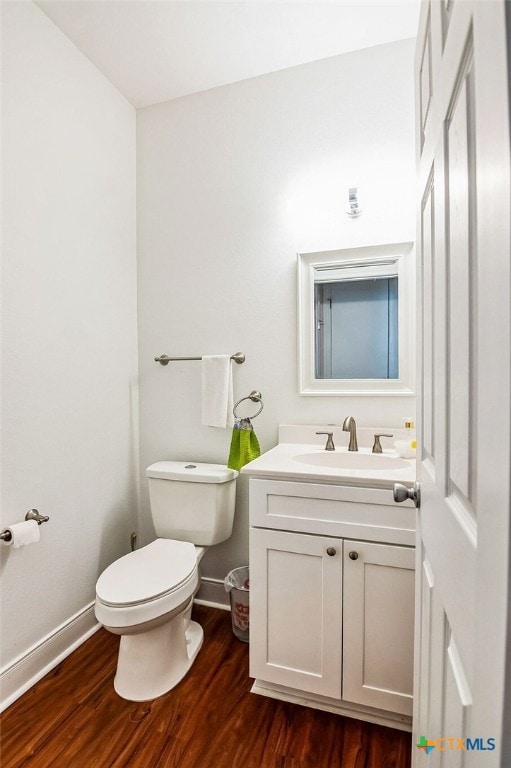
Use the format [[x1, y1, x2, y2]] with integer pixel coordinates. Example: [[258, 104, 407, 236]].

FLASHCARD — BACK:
[[342, 541, 415, 716], [249, 528, 343, 698], [414, 1, 510, 765]]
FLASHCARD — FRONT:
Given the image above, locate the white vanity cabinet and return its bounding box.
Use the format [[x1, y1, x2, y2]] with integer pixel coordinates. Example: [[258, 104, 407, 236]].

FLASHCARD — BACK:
[[248, 478, 415, 730], [250, 527, 344, 699], [342, 539, 414, 715]]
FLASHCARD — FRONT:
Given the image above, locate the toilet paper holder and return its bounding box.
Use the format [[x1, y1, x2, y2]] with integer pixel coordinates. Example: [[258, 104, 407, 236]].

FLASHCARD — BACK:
[[0, 509, 50, 543]]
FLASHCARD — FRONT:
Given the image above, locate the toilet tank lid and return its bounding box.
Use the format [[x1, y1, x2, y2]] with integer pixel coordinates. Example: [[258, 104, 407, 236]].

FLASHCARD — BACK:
[[146, 461, 238, 483]]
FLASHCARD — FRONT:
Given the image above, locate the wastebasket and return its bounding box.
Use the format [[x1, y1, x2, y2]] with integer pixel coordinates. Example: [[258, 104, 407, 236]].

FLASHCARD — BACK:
[[224, 566, 249, 642]]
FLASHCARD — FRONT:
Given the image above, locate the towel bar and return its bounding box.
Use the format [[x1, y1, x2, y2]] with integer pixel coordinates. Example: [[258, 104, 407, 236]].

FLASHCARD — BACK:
[[155, 352, 245, 366], [0, 509, 50, 542]]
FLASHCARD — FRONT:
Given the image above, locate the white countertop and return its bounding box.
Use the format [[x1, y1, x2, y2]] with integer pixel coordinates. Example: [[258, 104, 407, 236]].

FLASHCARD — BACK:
[[241, 425, 416, 488]]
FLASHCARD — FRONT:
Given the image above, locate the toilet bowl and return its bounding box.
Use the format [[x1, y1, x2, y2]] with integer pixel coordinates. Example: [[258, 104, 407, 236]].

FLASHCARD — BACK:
[[95, 461, 238, 702], [95, 539, 205, 701]]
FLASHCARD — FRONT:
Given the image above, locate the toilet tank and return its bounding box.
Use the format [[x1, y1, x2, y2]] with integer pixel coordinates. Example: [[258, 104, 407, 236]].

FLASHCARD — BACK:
[[145, 462, 238, 546]]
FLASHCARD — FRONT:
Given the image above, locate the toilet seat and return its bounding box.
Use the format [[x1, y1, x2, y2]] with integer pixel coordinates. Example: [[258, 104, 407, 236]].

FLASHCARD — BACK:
[[95, 539, 199, 629], [97, 539, 197, 607]]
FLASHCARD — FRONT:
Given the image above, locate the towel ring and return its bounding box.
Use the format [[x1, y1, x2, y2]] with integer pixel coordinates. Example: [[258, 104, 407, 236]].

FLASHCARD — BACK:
[[233, 390, 263, 420]]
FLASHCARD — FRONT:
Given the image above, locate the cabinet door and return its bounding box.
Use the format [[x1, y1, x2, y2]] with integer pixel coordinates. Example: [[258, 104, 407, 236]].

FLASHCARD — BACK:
[[343, 541, 414, 715], [249, 528, 342, 698]]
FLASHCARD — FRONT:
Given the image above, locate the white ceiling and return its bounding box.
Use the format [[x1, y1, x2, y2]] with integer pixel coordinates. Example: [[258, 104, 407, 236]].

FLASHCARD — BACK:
[[36, 1, 421, 109]]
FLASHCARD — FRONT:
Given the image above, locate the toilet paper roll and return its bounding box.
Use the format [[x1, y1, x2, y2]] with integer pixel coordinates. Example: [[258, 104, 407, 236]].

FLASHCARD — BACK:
[[4, 520, 40, 548]]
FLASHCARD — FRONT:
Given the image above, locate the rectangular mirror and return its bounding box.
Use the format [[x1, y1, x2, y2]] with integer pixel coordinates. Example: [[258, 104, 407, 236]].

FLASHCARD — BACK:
[[298, 242, 415, 395]]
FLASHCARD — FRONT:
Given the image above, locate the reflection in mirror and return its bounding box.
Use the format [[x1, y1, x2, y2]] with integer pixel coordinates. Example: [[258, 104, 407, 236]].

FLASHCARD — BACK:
[[298, 242, 414, 395], [314, 262, 398, 379]]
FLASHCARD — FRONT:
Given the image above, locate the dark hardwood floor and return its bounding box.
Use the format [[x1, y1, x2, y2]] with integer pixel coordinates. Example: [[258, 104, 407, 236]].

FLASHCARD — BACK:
[[0, 606, 411, 768]]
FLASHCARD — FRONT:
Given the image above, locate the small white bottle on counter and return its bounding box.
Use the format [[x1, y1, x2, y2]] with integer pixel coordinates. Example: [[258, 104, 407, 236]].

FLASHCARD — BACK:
[[394, 418, 416, 458]]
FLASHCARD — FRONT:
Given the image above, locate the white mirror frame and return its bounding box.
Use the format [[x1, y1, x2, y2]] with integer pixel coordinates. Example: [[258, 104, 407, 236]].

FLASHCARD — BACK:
[[298, 241, 415, 396]]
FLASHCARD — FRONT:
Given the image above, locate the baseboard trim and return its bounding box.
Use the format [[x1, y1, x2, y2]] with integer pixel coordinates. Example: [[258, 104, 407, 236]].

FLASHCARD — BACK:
[[194, 576, 230, 611], [0, 602, 100, 712], [193, 598, 230, 612]]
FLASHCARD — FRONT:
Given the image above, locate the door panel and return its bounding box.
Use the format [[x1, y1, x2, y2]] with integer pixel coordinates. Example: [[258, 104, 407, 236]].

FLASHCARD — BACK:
[[343, 541, 415, 716], [446, 49, 475, 508], [421, 176, 434, 463], [418, 8, 432, 151], [249, 528, 343, 698], [414, 2, 511, 764]]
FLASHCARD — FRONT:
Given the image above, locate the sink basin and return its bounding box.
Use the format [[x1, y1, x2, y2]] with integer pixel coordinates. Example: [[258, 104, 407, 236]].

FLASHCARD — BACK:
[[293, 451, 410, 471]]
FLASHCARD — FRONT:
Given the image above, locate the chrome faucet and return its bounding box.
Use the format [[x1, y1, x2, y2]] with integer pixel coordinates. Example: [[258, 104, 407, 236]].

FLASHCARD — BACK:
[[342, 416, 358, 451]]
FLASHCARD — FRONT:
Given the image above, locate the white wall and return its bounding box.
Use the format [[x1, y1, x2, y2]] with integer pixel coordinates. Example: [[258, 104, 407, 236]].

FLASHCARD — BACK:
[[0, 0, 138, 679], [136, 39, 416, 588]]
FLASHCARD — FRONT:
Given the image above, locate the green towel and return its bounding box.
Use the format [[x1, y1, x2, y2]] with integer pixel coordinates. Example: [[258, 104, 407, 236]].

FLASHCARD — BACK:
[[228, 421, 261, 470]]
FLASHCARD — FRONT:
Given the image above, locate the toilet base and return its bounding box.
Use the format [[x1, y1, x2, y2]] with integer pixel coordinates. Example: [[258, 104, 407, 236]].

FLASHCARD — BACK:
[[113, 609, 204, 702]]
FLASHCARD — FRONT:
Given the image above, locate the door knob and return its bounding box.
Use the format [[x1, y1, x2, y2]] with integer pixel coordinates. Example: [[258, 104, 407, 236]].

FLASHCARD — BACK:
[[326, 547, 336, 556], [348, 551, 358, 560], [393, 481, 421, 508]]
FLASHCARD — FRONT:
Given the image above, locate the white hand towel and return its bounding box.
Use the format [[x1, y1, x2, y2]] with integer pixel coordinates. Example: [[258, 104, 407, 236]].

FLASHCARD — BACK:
[[201, 356, 234, 428]]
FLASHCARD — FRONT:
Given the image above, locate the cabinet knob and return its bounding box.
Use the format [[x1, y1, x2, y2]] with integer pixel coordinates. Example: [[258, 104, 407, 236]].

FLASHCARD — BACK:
[[326, 547, 336, 556], [348, 551, 359, 560]]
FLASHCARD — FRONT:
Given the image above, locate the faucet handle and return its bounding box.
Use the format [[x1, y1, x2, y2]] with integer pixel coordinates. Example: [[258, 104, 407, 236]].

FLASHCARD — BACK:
[[316, 432, 335, 451], [372, 433, 394, 454]]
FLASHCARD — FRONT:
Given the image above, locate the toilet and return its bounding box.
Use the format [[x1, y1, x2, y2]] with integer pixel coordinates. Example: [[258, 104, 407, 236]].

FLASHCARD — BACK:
[[95, 461, 238, 701]]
